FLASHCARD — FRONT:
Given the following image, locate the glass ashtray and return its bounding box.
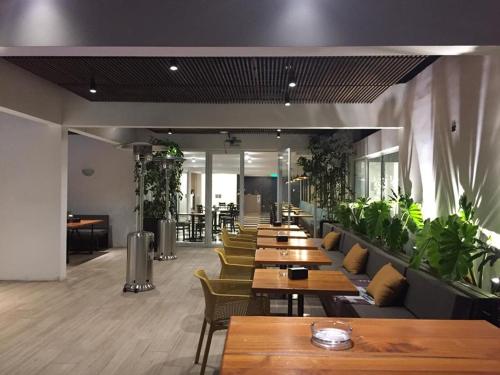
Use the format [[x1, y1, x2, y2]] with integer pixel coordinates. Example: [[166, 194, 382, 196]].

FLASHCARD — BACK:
[[310, 320, 353, 350]]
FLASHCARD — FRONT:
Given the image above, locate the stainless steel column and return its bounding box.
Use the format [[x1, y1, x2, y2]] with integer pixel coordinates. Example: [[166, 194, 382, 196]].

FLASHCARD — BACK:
[[124, 144, 155, 293], [156, 157, 178, 260]]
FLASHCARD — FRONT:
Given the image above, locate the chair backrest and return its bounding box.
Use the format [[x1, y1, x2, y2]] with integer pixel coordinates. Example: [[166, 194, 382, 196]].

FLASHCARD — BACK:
[[194, 269, 216, 321], [196, 204, 204, 213]]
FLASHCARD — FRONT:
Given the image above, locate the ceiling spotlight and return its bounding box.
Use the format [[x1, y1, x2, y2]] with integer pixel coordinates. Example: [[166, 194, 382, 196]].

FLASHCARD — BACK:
[[276, 131, 281, 139], [287, 67, 297, 88], [191, 158, 196, 163], [89, 77, 97, 94], [284, 94, 291, 107], [167, 128, 173, 135], [247, 159, 252, 164], [169, 58, 178, 71]]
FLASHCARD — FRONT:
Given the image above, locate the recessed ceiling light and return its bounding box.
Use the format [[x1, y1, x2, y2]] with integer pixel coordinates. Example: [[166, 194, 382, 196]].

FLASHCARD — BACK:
[[89, 77, 97, 94], [169, 58, 178, 71], [287, 67, 297, 88], [276, 131, 281, 139], [220, 130, 229, 134], [284, 94, 291, 107], [167, 128, 173, 135], [191, 158, 196, 163]]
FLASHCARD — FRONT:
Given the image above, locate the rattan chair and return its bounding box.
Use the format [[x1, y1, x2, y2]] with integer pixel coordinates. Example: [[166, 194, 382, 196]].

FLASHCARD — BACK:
[[214, 248, 255, 279], [223, 244, 256, 257], [221, 228, 256, 248], [194, 270, 269, 375], [236, 222, 258, 236]]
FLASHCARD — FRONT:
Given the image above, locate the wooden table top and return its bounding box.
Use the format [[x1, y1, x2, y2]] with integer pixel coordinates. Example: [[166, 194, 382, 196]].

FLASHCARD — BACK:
[[252, 269, 357, 295], [257, 224, 301, 231], [282, 212, 313, 218], [254, 249, 332, 266], [257, 237, 319, 250], [221, 316, 500, 375], [178, 212, 205, 216], [257, 230, 308, 239], [67, 219, 104, 229]]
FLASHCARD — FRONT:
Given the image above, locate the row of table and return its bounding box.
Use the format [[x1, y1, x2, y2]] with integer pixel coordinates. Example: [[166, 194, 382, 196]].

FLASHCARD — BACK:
[[221, 224, 500, 374]]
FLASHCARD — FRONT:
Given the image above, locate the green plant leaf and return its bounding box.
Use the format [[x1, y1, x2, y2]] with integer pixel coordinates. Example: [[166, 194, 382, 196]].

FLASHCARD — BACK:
[[364, 201, 391, 240]]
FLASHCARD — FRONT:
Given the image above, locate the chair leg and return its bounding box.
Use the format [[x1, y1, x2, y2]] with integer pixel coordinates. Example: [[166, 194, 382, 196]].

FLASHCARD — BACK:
[[200, 325, 215, 375], [195, 319, 207, 364]]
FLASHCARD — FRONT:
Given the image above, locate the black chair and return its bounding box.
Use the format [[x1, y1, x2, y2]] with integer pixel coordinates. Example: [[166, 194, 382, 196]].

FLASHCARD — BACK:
[[176, 213, 190, 241]]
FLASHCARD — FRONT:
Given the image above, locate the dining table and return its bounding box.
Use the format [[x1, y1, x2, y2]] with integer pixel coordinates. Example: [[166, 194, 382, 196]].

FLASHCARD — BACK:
[[66, 219, 104, 264], [257, 229, 308, 239], [257, 224, 301, 231], [221, 316, 500, 374], [254, 249, 332, 266], [257, 237, 319, 250], [252, 269, 358, 316]]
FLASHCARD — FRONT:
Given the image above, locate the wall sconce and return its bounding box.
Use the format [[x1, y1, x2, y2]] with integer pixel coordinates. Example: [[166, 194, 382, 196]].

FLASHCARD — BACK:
[[82, 168, 95, 177], [491, 277, 500, 294]]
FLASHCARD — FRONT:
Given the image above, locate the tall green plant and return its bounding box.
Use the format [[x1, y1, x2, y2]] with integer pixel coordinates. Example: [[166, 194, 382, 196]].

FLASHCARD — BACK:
[[410, 194, 498, 286], [297, 133, 353, 220], [135, 138, 184, 219]]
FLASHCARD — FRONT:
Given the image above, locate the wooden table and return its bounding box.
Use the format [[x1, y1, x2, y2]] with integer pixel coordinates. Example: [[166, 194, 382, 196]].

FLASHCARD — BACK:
[[252, 269, 357, 316], [257, 229, 308, 239], [257, 224, 301, 231], [257, 237, 319, 250], [66, 219, 104, 264], [254, 249, 332, 266], [221, 317, 500, 375], [282, 212, 314, 225]]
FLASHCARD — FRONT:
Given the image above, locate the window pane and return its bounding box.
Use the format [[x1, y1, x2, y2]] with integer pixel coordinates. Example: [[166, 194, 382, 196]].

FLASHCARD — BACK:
[[368, 157, 382, 200], [354, 160, 366, 198], [383, 152, 399, 199]]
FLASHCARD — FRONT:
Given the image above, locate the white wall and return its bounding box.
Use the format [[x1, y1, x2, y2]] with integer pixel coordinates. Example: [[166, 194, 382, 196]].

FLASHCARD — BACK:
[[212, 173, 238, 207], [0, 113, 66, 280], [68, 135, 135, 247]]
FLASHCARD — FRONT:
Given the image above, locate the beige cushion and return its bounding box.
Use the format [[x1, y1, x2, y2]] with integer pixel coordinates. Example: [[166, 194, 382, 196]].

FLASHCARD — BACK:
[[342, 243, 368, 274], [366, 263, 407, 306], [321, 231, 341, 251]]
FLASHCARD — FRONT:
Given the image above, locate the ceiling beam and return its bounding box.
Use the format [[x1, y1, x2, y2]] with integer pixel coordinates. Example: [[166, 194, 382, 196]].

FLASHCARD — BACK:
[[1, 1, 500, 51]]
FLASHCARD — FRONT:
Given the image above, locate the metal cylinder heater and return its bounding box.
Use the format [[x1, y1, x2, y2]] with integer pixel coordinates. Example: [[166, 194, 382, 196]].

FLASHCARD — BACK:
[[156, 156, 181, 260], [123, 144, 155, 293]]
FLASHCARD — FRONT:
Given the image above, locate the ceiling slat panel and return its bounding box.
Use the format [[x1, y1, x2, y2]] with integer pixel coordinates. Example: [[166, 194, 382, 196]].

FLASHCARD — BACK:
[[4, 56, 435, 103]]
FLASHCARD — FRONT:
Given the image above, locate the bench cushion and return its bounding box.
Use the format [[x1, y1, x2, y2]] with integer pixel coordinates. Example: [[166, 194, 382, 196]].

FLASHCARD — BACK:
[[351, 304, 415, 319], [404, 268, 472, 319]]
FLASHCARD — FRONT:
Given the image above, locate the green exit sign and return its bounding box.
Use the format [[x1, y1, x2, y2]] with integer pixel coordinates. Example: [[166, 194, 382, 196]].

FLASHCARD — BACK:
[[270, 173, 278, 177]]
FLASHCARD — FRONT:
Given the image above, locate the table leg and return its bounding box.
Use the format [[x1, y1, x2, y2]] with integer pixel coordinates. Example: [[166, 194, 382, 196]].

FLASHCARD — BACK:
[[298, 294, 304, 317], [287, 294, 293, 316], [89, 224, 95, 254], [190, 215, 195, 241]]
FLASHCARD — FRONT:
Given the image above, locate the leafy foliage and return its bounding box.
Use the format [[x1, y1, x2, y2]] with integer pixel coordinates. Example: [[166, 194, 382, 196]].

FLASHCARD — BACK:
[[297, 133, 353, 220], [384, 217, 409, 252], [364, 200, 391, 240], [390, 189, 423, 233], [135, 138, 184, 219], [410, 194, 498, 286]]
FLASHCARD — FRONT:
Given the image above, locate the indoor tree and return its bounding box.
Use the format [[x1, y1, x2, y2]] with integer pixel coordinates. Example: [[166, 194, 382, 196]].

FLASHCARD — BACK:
[[297, 133, 353, 220]]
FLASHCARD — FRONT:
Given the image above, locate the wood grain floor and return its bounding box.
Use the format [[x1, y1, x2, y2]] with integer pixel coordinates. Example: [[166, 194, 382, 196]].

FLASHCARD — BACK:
[[0, 247, 325, 375]]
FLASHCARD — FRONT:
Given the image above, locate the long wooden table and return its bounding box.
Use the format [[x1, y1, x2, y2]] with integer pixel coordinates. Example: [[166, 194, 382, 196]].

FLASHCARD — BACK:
[[257, 229, 308, 239], [221, 317, 500, 374], [254, 249, 332, 266], [257, 224, 301, 231], [252, 269, 357, 316], [66, 219, 104, 264], [257, 237, 319, 250]]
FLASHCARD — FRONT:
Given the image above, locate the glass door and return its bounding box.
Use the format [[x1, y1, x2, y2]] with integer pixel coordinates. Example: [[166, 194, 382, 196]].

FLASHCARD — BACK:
[[212, 153, 240, 243]]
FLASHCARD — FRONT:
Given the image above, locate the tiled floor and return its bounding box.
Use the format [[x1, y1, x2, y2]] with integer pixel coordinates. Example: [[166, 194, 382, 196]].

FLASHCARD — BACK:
[[0, 247, 326, 375]]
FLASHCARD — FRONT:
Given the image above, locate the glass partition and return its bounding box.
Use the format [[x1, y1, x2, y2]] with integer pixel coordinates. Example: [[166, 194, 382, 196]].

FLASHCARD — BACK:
[[368, 156, 382, 200], [212, 153, 240, 243], [382, 152, 399, 199], [177, 151, 205, 243]]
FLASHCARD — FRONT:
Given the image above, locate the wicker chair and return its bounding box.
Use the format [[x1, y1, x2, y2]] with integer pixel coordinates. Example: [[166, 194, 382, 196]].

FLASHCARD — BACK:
[[221, 228, 256, 248], [194, 270, 269, 375], [223, 244, 256, 257], [214, 248, 255, 280], [236, 222, 258, 236]]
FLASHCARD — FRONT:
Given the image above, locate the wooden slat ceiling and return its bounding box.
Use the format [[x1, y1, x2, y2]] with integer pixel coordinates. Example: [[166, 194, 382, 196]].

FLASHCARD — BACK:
[[4, 56, 436, 103]]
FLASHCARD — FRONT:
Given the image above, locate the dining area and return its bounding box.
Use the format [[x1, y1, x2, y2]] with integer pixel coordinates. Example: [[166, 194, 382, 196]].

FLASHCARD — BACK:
[[193, 222, 500, 375]]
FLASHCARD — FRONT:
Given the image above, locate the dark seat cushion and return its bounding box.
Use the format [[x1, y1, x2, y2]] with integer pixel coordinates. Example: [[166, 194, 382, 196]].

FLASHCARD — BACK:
[[351, 304, 415, 319], [404, 268, 472, 319]]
